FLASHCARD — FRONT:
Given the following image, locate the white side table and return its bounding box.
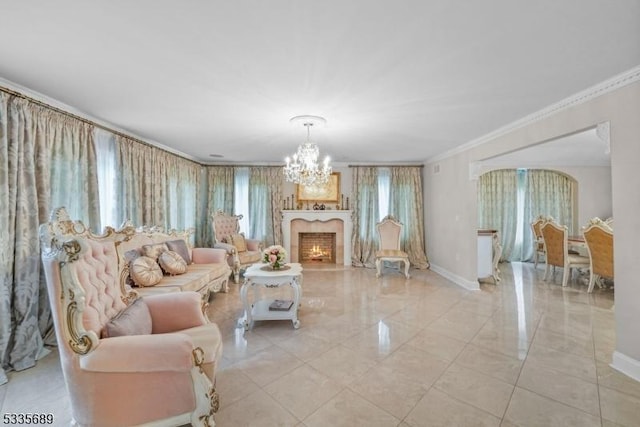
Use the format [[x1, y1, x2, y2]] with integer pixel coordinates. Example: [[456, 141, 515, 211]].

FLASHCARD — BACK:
[[239, 263, 303, 330]]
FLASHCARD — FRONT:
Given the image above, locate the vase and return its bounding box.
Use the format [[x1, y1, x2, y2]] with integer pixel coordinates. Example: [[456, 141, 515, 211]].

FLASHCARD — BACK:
[[270, 262, 281, 270]]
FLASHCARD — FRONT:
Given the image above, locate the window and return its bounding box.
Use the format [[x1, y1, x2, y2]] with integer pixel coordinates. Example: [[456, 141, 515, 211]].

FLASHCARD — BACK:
[[95, 129, 117, 230], [377, 167, 391, 220], [234, 167, 250, 232]]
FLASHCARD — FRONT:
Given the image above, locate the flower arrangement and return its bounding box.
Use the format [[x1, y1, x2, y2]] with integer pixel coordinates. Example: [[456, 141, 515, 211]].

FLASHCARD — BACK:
[[262, 245, 287, 270]]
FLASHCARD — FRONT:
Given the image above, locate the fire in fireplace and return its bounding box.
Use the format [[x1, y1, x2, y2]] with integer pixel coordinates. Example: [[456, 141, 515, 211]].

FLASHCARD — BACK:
[[299, 232, 336, 263]]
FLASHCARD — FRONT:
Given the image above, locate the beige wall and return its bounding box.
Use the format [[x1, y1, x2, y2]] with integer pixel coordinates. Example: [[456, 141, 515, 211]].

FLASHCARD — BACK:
[[424, 81, 640, 380]]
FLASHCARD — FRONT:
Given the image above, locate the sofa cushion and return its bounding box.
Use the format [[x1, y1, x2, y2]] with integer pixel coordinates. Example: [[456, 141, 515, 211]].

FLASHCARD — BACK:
[[141, 243, 168, 261], [238, 250, 262, 264], [150, 263, 229, 294], [228, 233, 247, 252], [130, 256, 163, 287], [166, 239, 192, 265], [101, 298, 152, 338], [159, 251, 187, 275]]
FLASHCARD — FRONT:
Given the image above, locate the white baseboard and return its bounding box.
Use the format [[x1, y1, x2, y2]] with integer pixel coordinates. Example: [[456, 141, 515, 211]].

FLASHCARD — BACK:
[[430, 264, 480, 291], [611, 351, 640, 383]]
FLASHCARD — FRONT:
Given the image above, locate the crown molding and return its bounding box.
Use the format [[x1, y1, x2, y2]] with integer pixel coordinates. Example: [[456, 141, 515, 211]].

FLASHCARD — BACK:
[[427, 65, 640, 163], [0, 76, 200, 163]]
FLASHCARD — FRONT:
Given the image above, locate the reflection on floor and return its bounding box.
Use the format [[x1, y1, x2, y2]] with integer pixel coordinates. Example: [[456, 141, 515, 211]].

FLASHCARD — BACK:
[[2, 262, 639, 426]]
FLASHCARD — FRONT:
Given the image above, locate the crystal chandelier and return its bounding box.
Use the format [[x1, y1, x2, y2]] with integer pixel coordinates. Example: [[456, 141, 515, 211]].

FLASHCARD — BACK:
[[283, 116, 332, 186]]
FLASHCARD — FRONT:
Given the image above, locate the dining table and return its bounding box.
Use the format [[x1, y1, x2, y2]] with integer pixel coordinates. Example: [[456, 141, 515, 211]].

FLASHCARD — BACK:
[[568, 235, 587, 249]]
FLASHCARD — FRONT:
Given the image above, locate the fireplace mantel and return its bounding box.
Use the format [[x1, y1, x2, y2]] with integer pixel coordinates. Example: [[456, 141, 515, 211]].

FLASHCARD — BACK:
[[282, 210, 352, 266]]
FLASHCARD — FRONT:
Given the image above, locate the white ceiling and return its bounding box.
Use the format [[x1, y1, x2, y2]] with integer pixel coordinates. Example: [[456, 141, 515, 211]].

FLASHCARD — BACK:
[[0, 1, 638, 164]]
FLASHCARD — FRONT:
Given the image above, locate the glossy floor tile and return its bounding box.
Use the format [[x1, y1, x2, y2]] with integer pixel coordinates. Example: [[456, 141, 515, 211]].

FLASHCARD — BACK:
[[2, 262, 636, 426]]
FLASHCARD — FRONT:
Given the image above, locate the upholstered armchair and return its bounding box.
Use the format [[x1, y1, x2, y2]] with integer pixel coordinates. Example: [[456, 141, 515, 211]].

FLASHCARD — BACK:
[[583, 217, 614, 293], [375, 215, 410, 278], [540, 220, 590, 287], [40, 210, 222, 427], [211, 210, 263, 283]]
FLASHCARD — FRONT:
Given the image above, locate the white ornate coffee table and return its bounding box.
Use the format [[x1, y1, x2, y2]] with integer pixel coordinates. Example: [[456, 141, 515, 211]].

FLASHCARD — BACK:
[[239, 263, 303, 330]]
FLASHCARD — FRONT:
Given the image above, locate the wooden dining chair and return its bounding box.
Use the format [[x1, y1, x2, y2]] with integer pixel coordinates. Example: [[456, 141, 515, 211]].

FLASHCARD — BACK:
[[530, 215, 552, 267], [582, 218, 614, 293], [540, 220, 590, 287]]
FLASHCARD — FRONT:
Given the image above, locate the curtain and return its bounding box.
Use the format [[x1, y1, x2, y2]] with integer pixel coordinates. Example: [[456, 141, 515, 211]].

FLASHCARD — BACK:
[[351, 167, 379, 268], [201, 166, 235, 246], [389, 167, 430, 269], [114, 136, 156, 227], [113, 135, 201, 233], [249, 166, 283, 246], [525, 169, 575, 236], [0, 93, 98, 384], [156, 150, 200, 234], [478, 168, 576, 262], [477, 169, 519, 261]]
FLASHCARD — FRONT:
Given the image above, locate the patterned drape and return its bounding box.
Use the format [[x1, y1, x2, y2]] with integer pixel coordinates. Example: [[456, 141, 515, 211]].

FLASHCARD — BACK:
[[478, 168, 576, 262], [115, 136, 155, 226], [0, 93, 98, 384], [389, 167, 430, 269], [249, 166, 283, 246], [525, 169, 575, 236], [113, 136, 201, 239], [156, 150, 200, 234], [201, 166, 235, 247], [351, 167, 380, 268], [477, 169, 519, 261]]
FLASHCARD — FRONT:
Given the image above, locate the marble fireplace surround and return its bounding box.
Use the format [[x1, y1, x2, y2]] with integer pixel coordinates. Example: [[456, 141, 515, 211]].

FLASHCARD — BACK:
[[282, 210, 353, 265]]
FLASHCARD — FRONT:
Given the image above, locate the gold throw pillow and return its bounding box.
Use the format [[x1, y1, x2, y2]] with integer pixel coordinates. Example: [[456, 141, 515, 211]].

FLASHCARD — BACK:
[[229, 233, 247, 252], [158, 250, 187, 275], [130, 256, 163, 287]]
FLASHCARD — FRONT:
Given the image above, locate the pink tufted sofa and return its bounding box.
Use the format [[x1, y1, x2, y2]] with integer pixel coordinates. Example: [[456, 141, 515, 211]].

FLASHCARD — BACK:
[[40, 208, 222, 426], [117, 225, 232, 298]]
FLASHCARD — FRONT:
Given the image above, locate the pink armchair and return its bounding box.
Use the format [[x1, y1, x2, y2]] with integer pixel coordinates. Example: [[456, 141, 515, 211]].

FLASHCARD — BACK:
[[40, 211, 222, 427]]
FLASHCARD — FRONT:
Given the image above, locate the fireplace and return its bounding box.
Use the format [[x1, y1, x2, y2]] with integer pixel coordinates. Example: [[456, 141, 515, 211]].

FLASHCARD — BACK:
[[299, 232, 336, 263], [282, 210, 352, 266]]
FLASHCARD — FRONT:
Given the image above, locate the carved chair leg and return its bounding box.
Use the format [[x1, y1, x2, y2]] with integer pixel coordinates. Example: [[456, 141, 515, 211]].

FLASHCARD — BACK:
[[562, 267, 570, 287], [544, 263, 550, 281], [587, 273, 597, 293], [404, 260, 410, 279], [375, 259, 382, 277]]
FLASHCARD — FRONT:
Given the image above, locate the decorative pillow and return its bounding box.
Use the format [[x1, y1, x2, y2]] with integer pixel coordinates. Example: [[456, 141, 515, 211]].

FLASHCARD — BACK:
[[141, 243, 168, 261], [166, 239, 192, 265], [124, 248, 142, 263], [130, 256, 163, 287], [159, 250, 187, 275], [101, 298, 152, 339], [228, 233, 247, 252]]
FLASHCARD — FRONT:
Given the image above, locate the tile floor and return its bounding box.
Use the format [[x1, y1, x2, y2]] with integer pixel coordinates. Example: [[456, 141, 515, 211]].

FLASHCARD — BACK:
[[2, 262, 640, 426]]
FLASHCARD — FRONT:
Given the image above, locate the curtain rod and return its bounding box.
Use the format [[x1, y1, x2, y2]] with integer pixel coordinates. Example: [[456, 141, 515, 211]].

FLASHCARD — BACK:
[[348, 164, 424, 168], [0, 84, 201, 167]]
